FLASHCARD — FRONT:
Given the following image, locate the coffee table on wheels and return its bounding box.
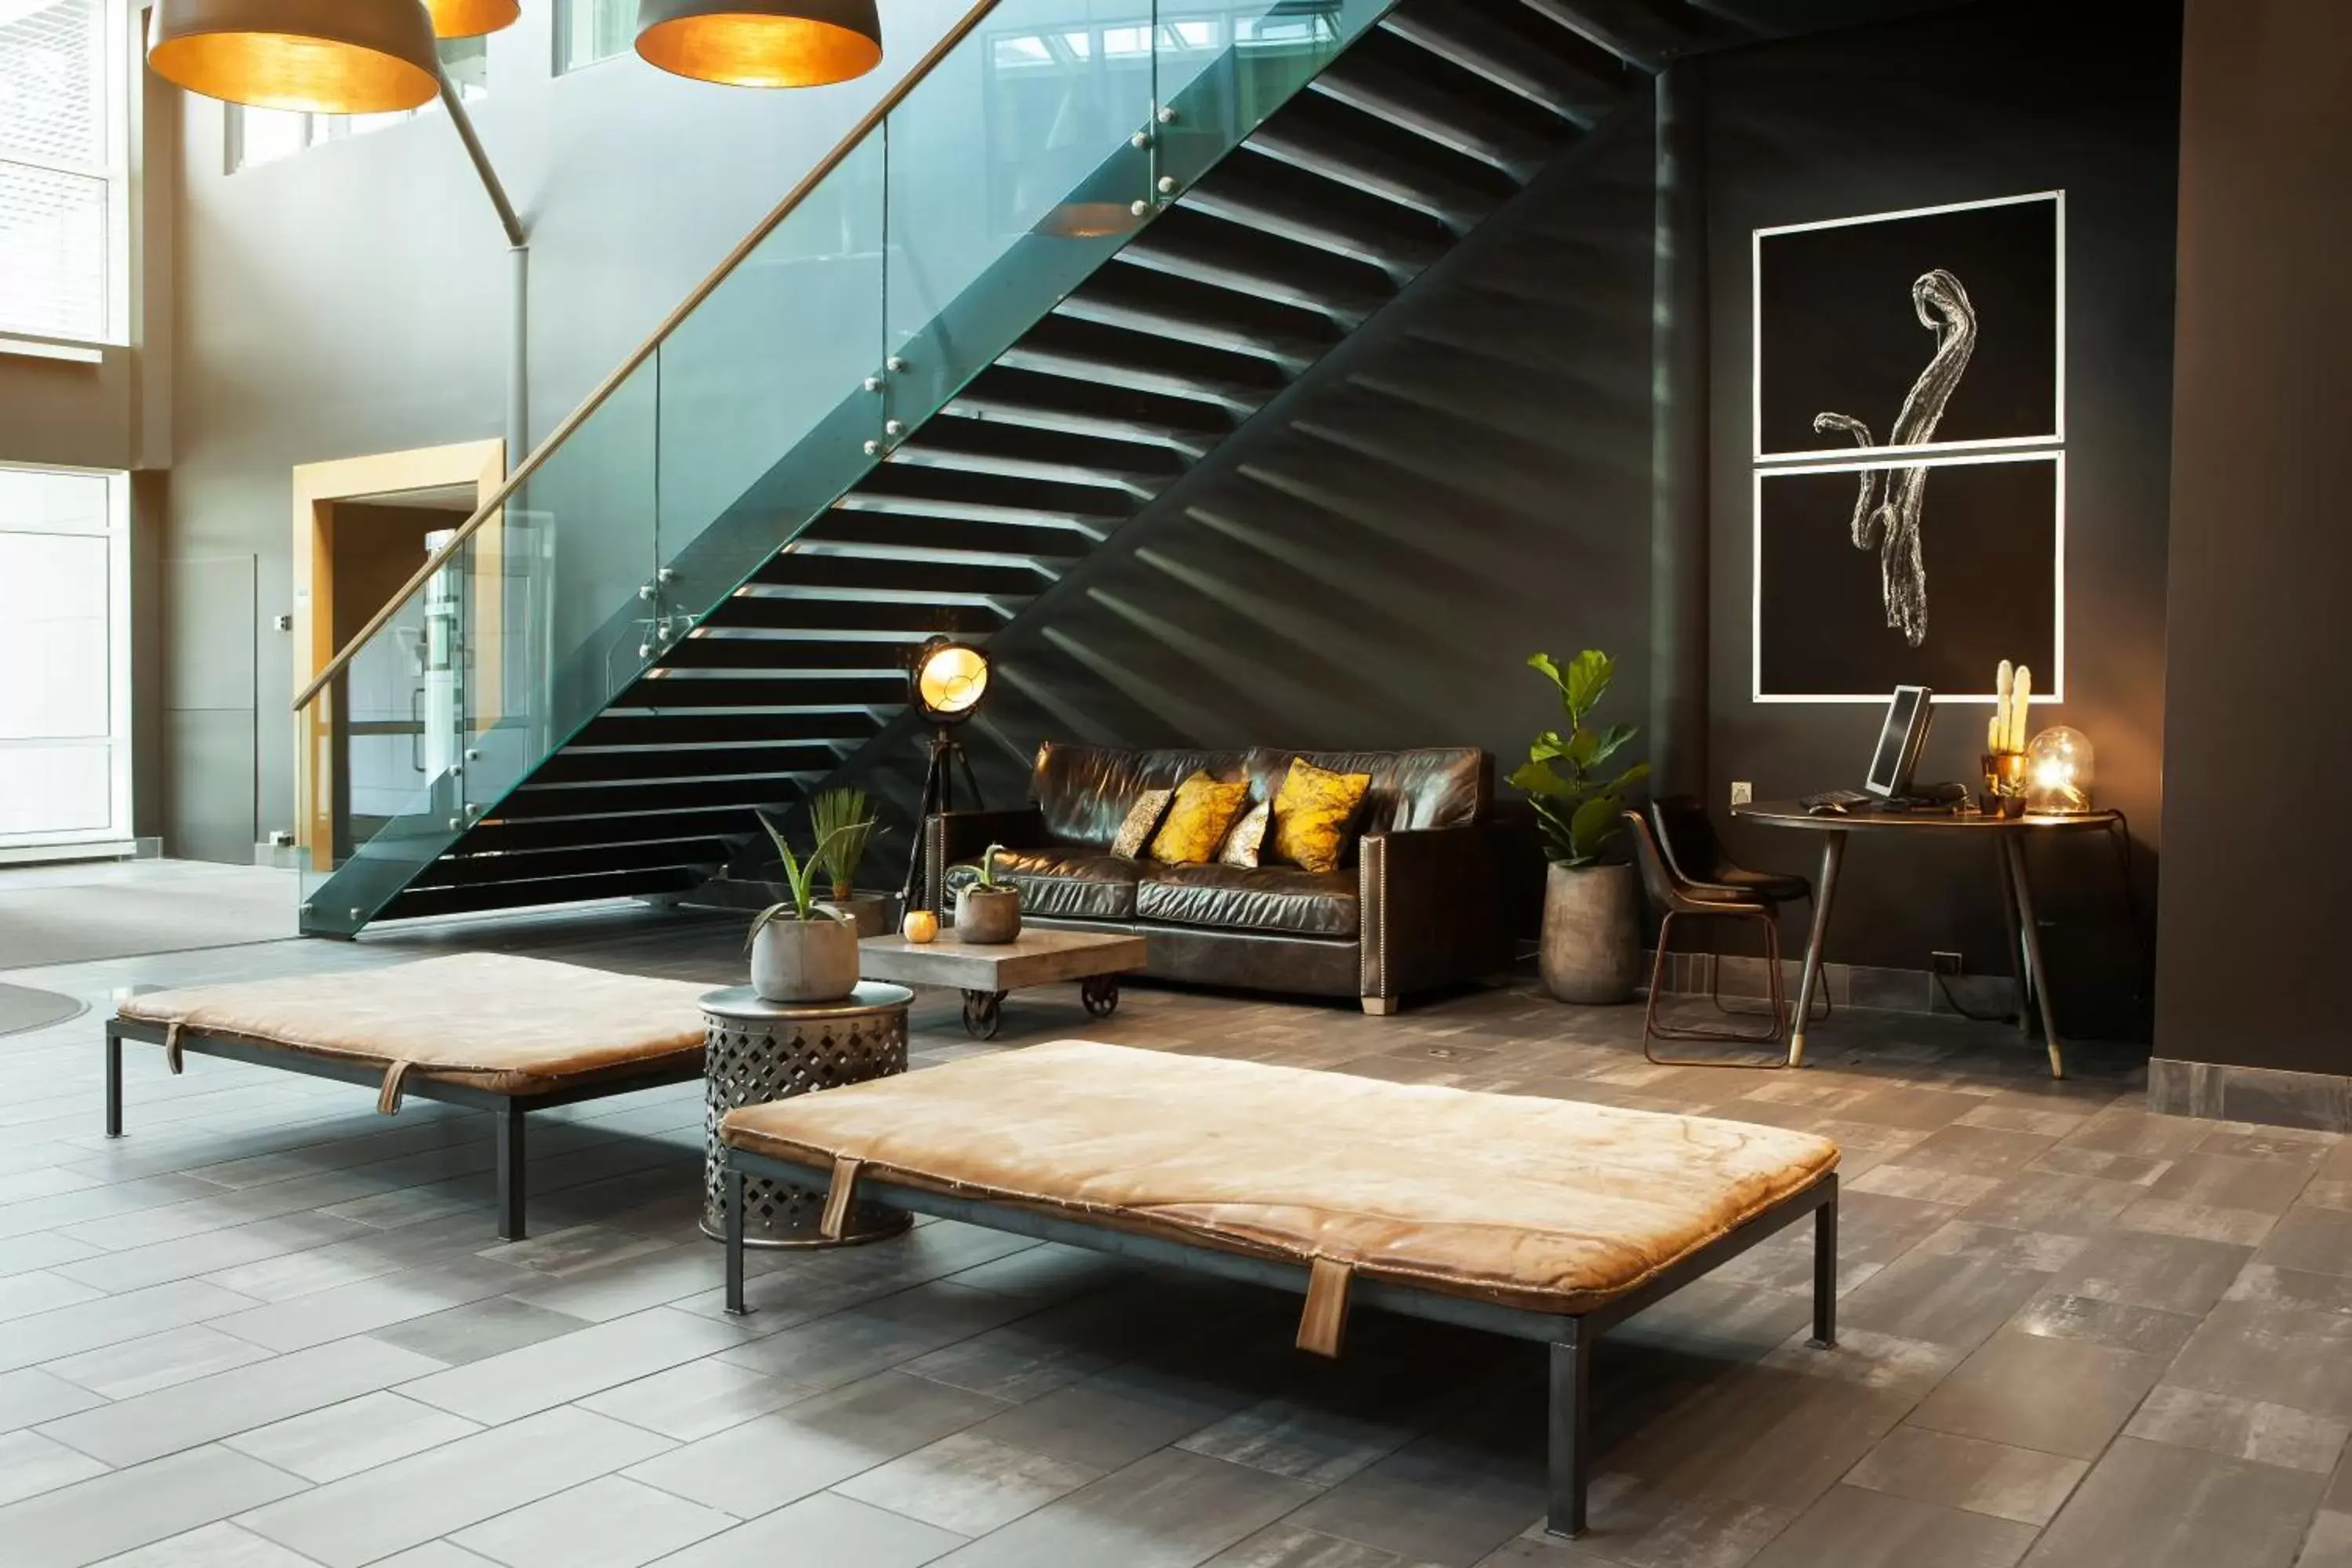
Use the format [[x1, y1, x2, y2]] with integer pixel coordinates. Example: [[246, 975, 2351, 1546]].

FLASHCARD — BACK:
[[857, 929, 1151, 1040]]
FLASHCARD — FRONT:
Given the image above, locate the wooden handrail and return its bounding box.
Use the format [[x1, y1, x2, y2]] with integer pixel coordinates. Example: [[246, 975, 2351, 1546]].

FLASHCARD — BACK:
[[294, 0, 1007, 712]]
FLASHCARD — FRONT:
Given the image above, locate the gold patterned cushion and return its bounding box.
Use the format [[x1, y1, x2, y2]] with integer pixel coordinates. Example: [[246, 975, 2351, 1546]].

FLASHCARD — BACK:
[[1218, 800, 1270, 868], [1270, 758, 1371, 874], [1110, 788, 1173, 860], [1149, 772, 1254, 865]]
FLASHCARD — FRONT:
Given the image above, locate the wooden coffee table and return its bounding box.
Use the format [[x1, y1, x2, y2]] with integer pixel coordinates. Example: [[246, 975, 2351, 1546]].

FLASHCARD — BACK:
[[857, 928, 1151, 1040]]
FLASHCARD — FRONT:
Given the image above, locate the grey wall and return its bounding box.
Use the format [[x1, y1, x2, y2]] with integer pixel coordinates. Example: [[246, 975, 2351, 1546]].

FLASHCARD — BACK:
[[2154, 0, 2352, 1078], [1703, 2, 2181, 1023], [162, 0, 966, 851]]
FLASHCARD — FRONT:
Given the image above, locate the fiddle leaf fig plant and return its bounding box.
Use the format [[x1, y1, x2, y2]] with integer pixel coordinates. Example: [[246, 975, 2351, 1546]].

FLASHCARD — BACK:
[[1508, 649, 1650, 868], [748, 809, 862, 945]]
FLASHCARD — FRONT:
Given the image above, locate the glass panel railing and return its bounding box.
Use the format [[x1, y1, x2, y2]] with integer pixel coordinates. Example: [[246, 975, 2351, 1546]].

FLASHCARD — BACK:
[[297, 0, 1403, 934]]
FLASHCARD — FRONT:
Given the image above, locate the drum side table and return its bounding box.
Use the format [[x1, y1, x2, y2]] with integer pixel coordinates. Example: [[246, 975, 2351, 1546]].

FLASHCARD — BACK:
[[698, 982, 914, 1247]]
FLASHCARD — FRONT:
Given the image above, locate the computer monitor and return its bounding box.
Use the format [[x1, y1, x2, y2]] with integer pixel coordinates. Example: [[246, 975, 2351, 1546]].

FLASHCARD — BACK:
[[1865, 685, 1934, 798]]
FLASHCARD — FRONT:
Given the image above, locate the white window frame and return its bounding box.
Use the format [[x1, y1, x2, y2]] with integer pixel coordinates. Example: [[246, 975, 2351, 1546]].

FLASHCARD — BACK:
[[0, 462, 133, 853], [0, 0, 130, 347], [554, 0, 637, 75]]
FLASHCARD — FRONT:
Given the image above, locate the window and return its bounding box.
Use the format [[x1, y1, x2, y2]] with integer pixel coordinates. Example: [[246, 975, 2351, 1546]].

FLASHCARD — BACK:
[[0, 466, 130, 848], [0, 0, 123, 341], [556, 0, 637, 73], [230, 37, 488, 171]]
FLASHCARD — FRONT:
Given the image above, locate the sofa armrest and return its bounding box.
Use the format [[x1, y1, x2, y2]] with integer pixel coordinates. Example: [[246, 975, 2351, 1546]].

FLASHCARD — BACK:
[[1358, 822, 1515, 1004], [924, 807, 1050, 912]]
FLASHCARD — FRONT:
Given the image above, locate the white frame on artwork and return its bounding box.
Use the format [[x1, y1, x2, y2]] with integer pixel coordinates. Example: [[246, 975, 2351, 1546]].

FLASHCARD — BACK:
[[1751, 190, 2067, 466], [1750, 448, 2066, 705]]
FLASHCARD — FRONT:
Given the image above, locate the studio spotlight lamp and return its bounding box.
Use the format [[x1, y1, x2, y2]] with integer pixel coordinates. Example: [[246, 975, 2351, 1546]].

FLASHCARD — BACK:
[[902, 638, 992, 910]]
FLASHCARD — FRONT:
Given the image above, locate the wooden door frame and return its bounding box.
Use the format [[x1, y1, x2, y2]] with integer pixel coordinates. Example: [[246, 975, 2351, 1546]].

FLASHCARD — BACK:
[[292, 439, 504, 866]]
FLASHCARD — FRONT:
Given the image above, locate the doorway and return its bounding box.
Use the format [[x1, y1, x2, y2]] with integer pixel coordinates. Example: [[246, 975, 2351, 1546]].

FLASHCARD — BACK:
[[290, 441, 504, 870]]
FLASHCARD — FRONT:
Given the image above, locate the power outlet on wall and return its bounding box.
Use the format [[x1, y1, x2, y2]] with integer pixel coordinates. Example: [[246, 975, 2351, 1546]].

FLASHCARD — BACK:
[[1730, 782, 1753, 807], [1932, 950, 1964, 977]]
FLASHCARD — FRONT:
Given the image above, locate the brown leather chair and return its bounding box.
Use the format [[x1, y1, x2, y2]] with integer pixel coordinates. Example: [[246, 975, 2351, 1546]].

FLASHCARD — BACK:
[[1650, 795, 1828, 1024], [1624, 809, 1791, 1069], [929, 742, 1515, 1014]]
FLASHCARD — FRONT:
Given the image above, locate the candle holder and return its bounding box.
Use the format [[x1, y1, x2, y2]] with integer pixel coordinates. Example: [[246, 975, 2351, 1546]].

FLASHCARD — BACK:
[[2024, 727, 2095, 815]]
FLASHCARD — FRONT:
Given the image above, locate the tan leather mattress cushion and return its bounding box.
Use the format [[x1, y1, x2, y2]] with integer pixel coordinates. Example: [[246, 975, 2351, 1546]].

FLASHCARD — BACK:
[[118, 953, 709, 1096], [722, 1040, 1838, 1315]]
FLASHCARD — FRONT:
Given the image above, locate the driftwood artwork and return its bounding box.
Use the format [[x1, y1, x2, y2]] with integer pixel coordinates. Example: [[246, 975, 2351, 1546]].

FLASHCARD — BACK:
[[1812, 268, 1979, 646]]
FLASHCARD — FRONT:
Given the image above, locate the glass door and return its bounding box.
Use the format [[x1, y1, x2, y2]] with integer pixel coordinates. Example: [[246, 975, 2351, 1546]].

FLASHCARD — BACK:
[[0, 464, 129, 850]]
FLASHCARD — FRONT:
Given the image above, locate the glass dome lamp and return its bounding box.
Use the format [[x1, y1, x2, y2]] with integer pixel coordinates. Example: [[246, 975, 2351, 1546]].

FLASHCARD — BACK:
[[2024, 726, 2094, 815]]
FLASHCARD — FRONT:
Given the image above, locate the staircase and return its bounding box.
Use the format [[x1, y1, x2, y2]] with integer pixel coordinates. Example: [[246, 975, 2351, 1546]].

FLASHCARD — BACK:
[[296, 0, 1750, 934]]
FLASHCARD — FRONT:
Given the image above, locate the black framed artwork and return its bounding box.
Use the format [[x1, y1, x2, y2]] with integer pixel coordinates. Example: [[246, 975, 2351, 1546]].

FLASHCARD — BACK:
[[1751, 192, 2065, 703]]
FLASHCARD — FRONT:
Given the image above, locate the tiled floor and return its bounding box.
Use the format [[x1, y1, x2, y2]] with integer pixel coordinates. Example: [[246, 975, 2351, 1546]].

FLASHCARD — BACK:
[[0, 874, 2347, 1567]]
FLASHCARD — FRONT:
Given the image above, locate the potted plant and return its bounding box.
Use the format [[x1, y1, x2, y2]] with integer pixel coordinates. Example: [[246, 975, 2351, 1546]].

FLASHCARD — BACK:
[[808, 786, 890, 936], [747, 810, 863, 1003], [955, 843, 1022, 944], [1507, 649, 1650, 1004]]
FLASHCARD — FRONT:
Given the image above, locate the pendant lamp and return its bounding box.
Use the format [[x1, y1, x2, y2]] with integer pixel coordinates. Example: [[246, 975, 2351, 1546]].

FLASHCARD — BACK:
[[425, 0, 521, 38], [635, 0, 883, 89], [147, 0, 442, 114]]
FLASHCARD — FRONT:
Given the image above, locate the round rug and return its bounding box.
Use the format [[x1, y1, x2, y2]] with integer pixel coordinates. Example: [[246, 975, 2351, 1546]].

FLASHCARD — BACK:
[[0, 982, 87, 1037]]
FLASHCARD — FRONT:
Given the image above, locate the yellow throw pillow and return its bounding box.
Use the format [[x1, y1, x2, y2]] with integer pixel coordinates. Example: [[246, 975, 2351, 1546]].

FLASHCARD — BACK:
[[1149, 772, 1254, 864], [1269, 758, 1371, 874]]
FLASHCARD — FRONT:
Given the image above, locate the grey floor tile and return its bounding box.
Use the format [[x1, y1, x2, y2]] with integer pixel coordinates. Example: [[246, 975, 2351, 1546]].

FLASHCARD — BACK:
[[1909, 1330, 2165, 1459], [1602, 1363, 1913, 1514], [0, 1443, 308, 1568], [1958, 1172, 2144, 1237], [2045, 1230, 2252, 1316], [0, 1269, 103, 1323], [36, 1335, 447, 1467], [234, 1406, 674, 1568], [399, 1305, 749, 1425], [474, 1223, 673, 1280], [0, 1366, 107, 1432], [2169, 1302, 2352, 1420], [2300, 1511, 2352, 1568], [0, 1428, 111, 1507], [209, 1256, 541, 1352], [625, 1369, 1007, 1517], [715, 1281, 1037, 1391], [2145, 1152, 2318, 1215], [86, 1520, 323, 1566], [1748, 1484, 2036, 1568], [2257, 1207, 2352, 1279], [835, 1428, 1105, 1534], [2024, 1437, 2325, 1568], [367, 1545, 503, 1568], [2229, 1265, 2352, 1315], [1563, 1472, 1795, 1568], [1759, 1324, 1966, 1396], [223, 1390, 482, 1483], [2124, 1385, 2352, 1475], [501, 1242, 735, 1324], [53, 1212, 371, 1295], [1839, 1253, 2053, 1351], [0, 1279, 261, 1373], [1911, 1221, 2088, 1275], [1844, 1425, 2088, 1526], [368, 1297, 593, 1367], [2005, 1290, 2199, 1356], [930, 1446, 1319, 1568], [2114, 1197, 2280, 1247], [449, 1474, 735, 1567], [577, 1358, 816, 1442], [967, 1355, 1270, 1470], [1202, 1521, 1443, 1568], [43, 1323, 276, 1399], [0, 1232, 104, 1279], [655, 1490, 964, 1568]]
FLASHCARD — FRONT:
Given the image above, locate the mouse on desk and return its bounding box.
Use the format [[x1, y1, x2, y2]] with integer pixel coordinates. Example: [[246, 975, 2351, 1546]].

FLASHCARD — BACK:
[[1806, 800, 1849, 816]]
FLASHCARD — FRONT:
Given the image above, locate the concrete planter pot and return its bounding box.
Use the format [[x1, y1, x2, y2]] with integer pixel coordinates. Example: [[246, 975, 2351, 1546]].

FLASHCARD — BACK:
[[956, 886, 1022, 945], [818, 892, 897, 939], [750, 911, 859, 1003], [1539, 861, 1639, 1005]]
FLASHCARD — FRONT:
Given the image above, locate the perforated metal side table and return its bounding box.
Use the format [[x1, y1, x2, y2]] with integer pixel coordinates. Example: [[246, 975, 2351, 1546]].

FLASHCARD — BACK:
[[699, 982, 914, 1248]]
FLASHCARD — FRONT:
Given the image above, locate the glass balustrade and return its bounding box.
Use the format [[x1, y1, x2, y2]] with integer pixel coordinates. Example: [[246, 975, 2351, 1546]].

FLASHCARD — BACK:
[[296, 0, 1399, 935]]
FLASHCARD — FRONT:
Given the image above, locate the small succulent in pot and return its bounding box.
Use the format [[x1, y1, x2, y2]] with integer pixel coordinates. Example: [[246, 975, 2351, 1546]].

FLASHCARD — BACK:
[[746, 810, 867, 1003], [955, 842, 1023, 945]]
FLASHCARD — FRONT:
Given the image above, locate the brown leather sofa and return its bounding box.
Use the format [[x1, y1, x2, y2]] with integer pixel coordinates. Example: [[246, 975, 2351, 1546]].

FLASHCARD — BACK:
[[927, 742, 1514, 1014]]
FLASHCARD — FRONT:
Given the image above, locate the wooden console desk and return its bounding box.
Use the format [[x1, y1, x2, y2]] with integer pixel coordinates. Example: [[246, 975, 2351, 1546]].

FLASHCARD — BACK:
[[1733, 802, 2125, 1078]]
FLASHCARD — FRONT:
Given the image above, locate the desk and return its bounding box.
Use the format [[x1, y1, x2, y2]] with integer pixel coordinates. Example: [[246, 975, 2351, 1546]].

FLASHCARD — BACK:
[[1734, 803, 2123, 1078]]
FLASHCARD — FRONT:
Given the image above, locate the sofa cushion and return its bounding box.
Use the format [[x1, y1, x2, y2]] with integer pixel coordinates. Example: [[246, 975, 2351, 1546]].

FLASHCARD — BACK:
[[950, 847, 1140, 920], [1269, 757, 1373, 874], [1246, 747, 1488, 836], [719, 1040, 1841, 1316], [1150, 773, 1254, 865], [1033, 742, 1253, 848], [1137, 862, 1359, 939]]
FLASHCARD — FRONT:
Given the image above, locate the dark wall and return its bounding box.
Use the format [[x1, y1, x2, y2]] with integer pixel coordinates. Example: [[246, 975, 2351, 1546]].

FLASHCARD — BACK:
[[2154, 0, 2352, 1076], [1703, 2, 2180, 1003]]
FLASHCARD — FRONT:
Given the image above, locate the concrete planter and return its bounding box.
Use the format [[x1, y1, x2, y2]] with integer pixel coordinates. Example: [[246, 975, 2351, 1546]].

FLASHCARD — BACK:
[[1539, 861, 1639, 1005], [750, 911, 860, 1003], [956, 886, 1022, 945], [818, 893, 897, 939]]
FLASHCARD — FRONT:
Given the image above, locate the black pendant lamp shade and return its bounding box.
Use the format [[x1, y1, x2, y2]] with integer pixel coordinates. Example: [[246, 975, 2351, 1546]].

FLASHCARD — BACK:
[[147, 0, 443, 114], [635, 0, 883, 88]]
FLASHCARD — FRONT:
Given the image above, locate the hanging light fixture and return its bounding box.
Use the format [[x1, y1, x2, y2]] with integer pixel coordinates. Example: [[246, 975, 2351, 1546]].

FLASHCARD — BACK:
[[635, 0, 883, 89], [425, 0, 521, 38], [147, 0, 443, 114]]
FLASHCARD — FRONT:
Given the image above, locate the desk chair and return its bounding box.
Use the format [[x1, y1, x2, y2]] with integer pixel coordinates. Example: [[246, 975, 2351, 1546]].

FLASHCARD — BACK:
[[1624, 810, 1791, 1068], [1650, 796, 1829, 1025]]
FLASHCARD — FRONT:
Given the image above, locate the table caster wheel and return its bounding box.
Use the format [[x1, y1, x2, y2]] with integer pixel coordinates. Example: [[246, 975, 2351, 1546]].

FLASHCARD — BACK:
[[1081, 976, 1120, 1018], [961, 989, 1004, 1040]]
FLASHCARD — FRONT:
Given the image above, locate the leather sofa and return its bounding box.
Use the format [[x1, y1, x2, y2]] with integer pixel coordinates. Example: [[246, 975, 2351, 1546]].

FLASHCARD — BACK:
[[927, 742, 1515, 1014]]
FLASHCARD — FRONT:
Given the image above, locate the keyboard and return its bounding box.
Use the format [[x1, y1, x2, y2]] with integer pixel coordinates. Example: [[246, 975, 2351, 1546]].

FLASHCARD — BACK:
[[1798, 789, 1873, 812]]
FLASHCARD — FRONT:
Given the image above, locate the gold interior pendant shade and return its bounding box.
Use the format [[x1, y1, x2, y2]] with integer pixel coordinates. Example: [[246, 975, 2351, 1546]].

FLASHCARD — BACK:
[[147, 0, 441, 113], [635, 0, 882, 88], [425, 0, 521, 38]]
